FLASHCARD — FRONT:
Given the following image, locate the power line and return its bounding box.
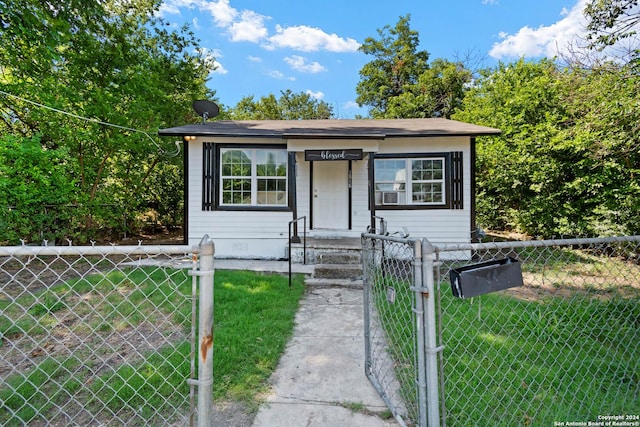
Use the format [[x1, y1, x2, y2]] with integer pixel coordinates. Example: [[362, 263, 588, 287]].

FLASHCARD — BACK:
[[0, 89, 180, 157]]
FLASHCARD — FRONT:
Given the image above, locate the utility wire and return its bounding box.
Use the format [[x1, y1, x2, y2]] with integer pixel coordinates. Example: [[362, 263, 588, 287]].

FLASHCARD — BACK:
[[0, 89, 180, 157]]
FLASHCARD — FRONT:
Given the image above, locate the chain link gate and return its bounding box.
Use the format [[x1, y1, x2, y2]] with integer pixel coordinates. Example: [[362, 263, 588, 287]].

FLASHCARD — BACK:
[[363, 233, 640, 426], [0, 239, 215, 426], [361, 233, 441, 427]]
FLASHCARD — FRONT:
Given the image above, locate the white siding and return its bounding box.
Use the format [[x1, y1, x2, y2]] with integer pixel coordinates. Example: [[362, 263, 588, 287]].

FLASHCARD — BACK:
[[187, 138, 292, 259], [374, 137, 472, 244], [351, 157, 371, 231], [186, 135, 474, 258], [294, 152, 311, 227]]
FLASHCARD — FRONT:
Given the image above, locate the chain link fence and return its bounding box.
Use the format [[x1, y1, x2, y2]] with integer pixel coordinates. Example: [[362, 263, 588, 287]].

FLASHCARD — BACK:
[[363, 234, 640, 426], [435, 236, 640, 427], [0, 242, 210, 426], [362, 233, 433, 427]]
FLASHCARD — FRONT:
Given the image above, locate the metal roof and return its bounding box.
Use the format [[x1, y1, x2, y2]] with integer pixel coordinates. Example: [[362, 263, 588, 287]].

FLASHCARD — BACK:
[[158, 118, 501, 139]]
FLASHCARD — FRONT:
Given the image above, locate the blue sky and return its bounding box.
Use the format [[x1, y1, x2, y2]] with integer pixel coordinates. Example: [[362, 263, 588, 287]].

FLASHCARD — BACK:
[[158, 0, 594, 118]]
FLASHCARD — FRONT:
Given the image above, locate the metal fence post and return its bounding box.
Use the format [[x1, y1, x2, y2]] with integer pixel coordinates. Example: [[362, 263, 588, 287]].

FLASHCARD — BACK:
[[195, 236, 215, 427], [421, 239, 442, 426], [362, 236, 372, 381], [412, 239, 428, 427]]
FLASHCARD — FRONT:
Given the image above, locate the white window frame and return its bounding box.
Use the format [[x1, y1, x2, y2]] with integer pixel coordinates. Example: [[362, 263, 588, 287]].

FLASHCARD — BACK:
[[374, 156, 447, 207], [219, 148, 288, 207]]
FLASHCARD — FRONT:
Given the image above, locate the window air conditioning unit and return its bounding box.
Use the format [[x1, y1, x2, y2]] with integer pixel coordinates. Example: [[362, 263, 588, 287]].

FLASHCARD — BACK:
[[382, 191, 399, 205]]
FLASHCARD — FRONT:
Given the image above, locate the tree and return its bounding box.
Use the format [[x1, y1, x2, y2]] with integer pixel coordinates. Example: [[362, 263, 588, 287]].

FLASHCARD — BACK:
[[229, 90, 334, 120], [356, 15, 471, 119], [455, 57, 640, 237], [0, 135, 76, 243], [454, 59, 572, 236], [0, 0, 215, 241], [556, 62, 640, 235], [356, 15, 430, 117], [584, 0, 640, 65], [385, 58, 472, 119], [585, 0, 640, 47]]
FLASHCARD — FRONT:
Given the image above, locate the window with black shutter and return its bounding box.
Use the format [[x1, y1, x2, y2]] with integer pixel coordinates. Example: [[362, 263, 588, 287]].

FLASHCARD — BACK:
[[202, 142, 215, 211], [373, 152, 464, 210]]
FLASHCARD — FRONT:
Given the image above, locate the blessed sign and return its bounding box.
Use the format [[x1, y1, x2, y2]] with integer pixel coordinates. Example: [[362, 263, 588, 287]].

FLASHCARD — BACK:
[[305, 149, 363, 161]]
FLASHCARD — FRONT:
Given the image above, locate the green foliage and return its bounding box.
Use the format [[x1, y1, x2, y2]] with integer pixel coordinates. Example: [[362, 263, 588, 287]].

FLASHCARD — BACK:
[[0, 0, 213, 241], [558, 64, 640, 235], [356, 15, 471, 119], [0, 135, 76, 244], [229, 89, 334, 120], [585, 0, 640, 55], [356, 15, 430, 117], [455, 59, 568, 234], [455, 58, 640, 236]]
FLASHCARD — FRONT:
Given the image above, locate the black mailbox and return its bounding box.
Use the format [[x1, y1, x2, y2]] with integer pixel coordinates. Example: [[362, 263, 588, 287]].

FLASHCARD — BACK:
[[450, 258, 523, 299]]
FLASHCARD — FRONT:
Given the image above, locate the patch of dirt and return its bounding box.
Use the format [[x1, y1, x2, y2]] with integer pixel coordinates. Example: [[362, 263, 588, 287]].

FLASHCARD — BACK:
[[109, 228, 186, 246], [209, 401, 257, 427], [0, 237, 257, 426]]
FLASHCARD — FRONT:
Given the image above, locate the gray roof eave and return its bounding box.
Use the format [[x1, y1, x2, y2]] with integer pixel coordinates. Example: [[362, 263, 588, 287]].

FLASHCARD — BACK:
[[158, 118, 502, 139]]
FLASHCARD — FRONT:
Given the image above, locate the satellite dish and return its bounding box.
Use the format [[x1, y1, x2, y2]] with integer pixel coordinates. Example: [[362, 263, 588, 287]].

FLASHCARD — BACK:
[[192, 100, 220, 124]]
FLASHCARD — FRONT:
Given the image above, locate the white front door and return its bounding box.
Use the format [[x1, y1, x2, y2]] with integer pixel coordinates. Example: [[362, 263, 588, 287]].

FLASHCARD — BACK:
[[313, 161, 349, 229]]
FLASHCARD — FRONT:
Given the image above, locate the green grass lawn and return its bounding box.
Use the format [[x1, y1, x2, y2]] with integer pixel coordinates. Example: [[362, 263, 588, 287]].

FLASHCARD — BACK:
[[0, 267, 306, 425], [371, 246, 640, 426], [439, 288, 639, 426]]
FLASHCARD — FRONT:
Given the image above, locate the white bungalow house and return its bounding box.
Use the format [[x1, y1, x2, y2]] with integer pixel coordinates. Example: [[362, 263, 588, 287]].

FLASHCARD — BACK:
[[158, 118, 501, 259]]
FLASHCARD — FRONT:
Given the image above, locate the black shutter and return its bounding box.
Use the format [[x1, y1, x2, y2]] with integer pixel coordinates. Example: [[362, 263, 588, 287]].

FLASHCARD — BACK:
[[202, 142, 215, 211], [451, 151, 463, 209]]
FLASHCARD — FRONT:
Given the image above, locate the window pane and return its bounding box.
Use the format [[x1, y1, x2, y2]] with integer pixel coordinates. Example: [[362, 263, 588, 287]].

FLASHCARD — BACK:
[[220, 148, 287, 207], [375, 159, 406, 182], [257, 178, 286, 205], [222, 150, 251, 177], [256, 150, 287, 177], [222, 178, 251, 204], [375, 156, 445, 206], [412, 159, 443, 181], [412, 183, 443, 203]]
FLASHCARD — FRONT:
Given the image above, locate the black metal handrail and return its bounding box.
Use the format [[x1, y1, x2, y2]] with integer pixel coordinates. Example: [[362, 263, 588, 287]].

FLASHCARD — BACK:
[[288, 216, 307, 288]]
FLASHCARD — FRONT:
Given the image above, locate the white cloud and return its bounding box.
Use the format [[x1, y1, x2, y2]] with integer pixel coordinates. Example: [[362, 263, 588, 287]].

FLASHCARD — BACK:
[[489, 0, 587, 60], [284, 55, 327, 73], [160, 0, 239, 26], [482, 0, 499, 5], [228, 10, 269, 42], [160, 1, 361, 53], [269, 70, 285, 79], [265, 25, 360, 52], [199, 0, 238, 27], [247, 55, 262, 62], [342, 101, 360, 110], [199, 47, 228, 74], [212, 60, 228, 75], [158, 2, 181, 15], [342, 101, 359, 109], [306, 90, 324, 100]]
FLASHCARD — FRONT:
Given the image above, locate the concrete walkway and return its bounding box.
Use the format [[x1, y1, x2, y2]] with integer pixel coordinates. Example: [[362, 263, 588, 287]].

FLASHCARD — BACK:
[[215, 259, 398, 426]]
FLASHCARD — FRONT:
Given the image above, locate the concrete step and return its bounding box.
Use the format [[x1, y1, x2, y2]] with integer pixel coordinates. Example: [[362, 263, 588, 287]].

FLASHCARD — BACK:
[[289, 238, 361, 264], [305, 277, 363, 289], [318, 252, 361, 265], [314, 263, 363, 280]]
